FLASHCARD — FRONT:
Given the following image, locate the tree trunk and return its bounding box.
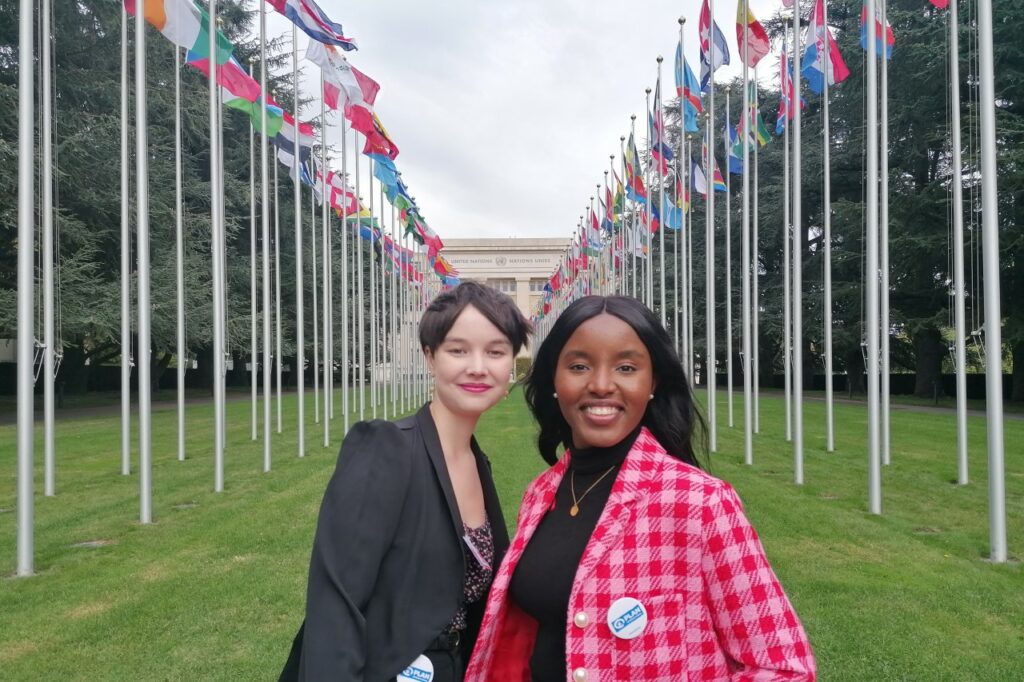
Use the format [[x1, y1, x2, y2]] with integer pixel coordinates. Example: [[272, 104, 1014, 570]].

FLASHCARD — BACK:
[[912, 324, 944, 399], [59, 343, 91, 394], [845, 346, 866, 394], [1012, 340, 1024, 403], [150, 352, 172, 393], [195, 345, 214, 393]]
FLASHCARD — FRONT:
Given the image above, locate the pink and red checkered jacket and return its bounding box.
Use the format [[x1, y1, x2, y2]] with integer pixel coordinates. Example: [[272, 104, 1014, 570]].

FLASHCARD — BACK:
[[465, 428, 816, 681]]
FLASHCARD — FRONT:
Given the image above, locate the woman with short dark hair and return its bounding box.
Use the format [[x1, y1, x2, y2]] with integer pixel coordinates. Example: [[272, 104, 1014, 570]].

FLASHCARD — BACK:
[[466, 295, 815, 681], [280, 281, 532, 682]]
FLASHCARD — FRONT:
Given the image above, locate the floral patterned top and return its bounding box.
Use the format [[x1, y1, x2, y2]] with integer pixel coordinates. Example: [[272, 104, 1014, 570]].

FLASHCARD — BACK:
[[445, 519, 494, 633]]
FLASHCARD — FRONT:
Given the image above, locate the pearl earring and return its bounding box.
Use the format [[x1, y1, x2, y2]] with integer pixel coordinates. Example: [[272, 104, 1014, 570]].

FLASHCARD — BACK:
[[649, 393, 654, 400], [552, 392, 558, 399]]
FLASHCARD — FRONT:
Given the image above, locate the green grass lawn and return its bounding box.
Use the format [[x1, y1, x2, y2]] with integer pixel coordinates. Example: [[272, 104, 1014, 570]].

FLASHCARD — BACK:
[[1, 388, 1021, 680]]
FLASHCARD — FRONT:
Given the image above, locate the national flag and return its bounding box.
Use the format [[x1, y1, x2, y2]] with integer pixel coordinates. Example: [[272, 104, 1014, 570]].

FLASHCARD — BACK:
[[362, 112, 400, 160], [603, 186, 616, 230], [859, 2, 895, 60], [776, 37, 805, 135], [929, 0, 949, 7], [698, 0, 731, 91], [691, 158, 708, 197], [304, 40, 379, 112], [274, 112, 316, 184], [370, 154, 399, 188], [649, 79, 673, 177], [186, 53, 260, 102], [674, 44, 703, 133], [649, 203, 661, 234], [125, 0, 232, 64], [319, 170, 358, 215], [224, 92, 284, 137], [267, 0, 357, 51], [612, 170, 625, 214], [624, 132, 647, 202], [703, 139, 727, 192], [725, 124, 743, 175], [736, 2, 770, 68], [803, 0, 851, 95]]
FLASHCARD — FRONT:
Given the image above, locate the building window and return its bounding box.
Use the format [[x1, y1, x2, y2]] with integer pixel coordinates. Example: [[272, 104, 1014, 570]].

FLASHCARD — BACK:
[[529, 279, 547, 293], [489, 278, 517, 294]]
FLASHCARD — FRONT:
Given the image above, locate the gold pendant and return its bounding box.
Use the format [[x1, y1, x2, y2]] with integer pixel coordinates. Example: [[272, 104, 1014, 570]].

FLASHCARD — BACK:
[[569, 504, 579, 517]]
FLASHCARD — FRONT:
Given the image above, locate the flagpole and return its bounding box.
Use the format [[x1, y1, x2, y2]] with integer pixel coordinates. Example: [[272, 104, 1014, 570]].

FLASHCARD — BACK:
[[210, 2, 225, 493], [783, 30, 792, 444], [275, 135, 283, 436], [949, 0, 968, 484], [822, 0, 835, 452], [879, 0, 891, 467], [706, 0, 718, 451], [752, 73, 761, 434], [176, 49, 189, 458], [657, 58, 667, 328], [292, 26, 305, 458], [249, 61, 258, 442], [977, 0, 1006, 563], [619, 137, 626, 298], [136, 0, 152, 521], [678, 17, 687, 357], [792, 0, 805, 484], [357, 153, 365, 422], [724, 89, 734, 430], [311, 183, 319, 426], [120, 1, 131, 477], [865, 0, 882, 514], [369, 165, 378, 419], [16, 0, 35, 575], [42, 0, 55, 496], [687, 135, 695, 384], [644, 88, 653, 309], [341, 122, 349, 434], [260, 2, 271, 472], [741, 4, 753, 464], [630, 115, 637, 299]]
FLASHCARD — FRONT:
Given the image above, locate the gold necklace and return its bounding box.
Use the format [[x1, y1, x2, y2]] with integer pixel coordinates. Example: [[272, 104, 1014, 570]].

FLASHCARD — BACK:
[[569, 465, 617, 517]]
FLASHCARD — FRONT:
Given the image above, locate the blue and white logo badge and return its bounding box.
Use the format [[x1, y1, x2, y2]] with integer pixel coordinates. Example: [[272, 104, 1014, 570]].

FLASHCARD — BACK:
[[606, 596, 648, 640], [397, 654, 434, 682]]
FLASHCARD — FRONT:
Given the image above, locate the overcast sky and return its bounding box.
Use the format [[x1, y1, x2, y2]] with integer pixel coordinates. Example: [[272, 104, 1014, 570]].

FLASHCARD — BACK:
[[267, 0, 782, 240]]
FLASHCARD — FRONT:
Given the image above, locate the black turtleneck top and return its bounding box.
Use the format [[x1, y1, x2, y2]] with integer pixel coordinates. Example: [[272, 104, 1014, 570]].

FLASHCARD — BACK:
[[508, 426, 641, 682]]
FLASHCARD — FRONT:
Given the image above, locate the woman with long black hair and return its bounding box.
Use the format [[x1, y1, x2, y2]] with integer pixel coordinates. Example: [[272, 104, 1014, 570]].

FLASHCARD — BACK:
[[466, 295, 814, 681]]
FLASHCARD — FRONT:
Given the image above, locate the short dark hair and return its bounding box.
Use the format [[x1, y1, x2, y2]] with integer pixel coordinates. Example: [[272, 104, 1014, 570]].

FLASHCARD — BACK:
[[419, 281, 533, 355], [524, 295, 705, 466]]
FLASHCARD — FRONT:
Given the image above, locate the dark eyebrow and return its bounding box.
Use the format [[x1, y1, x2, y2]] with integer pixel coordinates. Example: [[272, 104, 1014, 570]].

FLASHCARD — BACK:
[[443, 336, 511, 347]]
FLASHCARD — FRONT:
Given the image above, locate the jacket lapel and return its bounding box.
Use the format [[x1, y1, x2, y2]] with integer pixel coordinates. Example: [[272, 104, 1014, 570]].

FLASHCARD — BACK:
[[416, 405, 465, 545], [472, 436, 510, 568], [571, 428, 659, 585]]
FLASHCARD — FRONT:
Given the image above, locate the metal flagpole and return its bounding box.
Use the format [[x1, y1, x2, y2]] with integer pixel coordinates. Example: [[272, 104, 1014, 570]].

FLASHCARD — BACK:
[[177, 49, 188, 457], [792, 0, 804, 485], [645, 88, 653, 310], [340, 122, 349, 434], [822, 1, 834, 452], [677, 17, 686, 350], [879, 0, 891, 467], [977, 0, 1006, 563], [657, 58, 667, 327], [292, 27, 305, 458], [752, 73, 761, 434], [323, 128, 334, 444], [950, 0, 968, 484], [249, 61, 258, 442], [42, 0, 55, 496], [16, 0, 35, 575], [120, 1, 131, 477], [724, 89, 734, 430], [741, 6, 753, 464], [381, 183, 389, 419], [137, 0, 153, 522], [391, 202, 398, 416], [783, 31, 792, 443], [630, 115, 637, 299], [311, 184, 319, 424], [260, 0, 272, 473], [369, 166, 377, 419], [274, 150, 282, 435], [357, 151, 365, 421], [706, 0, 718, 451], [687, 136, 695, 381], [210, 0, 225, 493], [866, 0, 882, 514]]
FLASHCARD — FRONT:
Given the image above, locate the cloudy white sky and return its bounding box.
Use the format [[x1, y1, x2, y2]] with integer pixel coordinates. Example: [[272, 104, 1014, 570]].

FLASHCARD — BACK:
[[268, 0, 782, 240]]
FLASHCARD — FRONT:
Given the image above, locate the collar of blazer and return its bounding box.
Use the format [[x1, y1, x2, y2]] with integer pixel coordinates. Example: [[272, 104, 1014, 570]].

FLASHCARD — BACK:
[[516, 427, 664, 582], [413, 403, 508, 568]]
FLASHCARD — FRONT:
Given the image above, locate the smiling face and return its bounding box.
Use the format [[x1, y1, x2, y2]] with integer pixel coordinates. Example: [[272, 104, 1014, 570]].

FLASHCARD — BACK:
[[425, 304, 515, 420], [553, 312, 655, 450]]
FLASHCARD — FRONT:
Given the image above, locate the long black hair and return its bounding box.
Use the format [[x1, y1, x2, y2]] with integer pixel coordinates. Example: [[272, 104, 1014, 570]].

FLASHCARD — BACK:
[[524, 295, 706, 467]]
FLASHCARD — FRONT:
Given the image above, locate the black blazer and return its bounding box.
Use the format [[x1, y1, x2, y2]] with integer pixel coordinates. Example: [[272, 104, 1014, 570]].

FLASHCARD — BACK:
[[279, 404, 509, 681]]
